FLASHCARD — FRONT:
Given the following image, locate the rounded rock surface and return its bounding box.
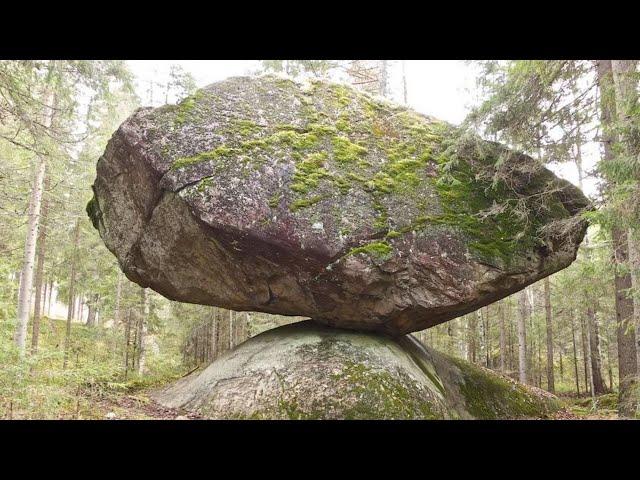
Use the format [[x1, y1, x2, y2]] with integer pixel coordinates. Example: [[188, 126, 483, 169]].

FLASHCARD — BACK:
[[152, 320, 560, 420], [89, 75, 589, 334]]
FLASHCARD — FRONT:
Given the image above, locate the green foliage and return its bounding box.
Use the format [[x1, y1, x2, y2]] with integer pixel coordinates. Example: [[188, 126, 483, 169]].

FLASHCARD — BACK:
[[347, 241, 393, 260]]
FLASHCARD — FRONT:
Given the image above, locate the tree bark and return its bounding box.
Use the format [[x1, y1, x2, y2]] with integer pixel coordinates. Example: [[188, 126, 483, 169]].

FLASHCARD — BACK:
[[580, 314, 590, 395], [467, 313, 477, 363], [499, 301, 506, 372], [587, 308, 606, 394], [517, 289, 528, 384], [14, 157, 47, 354], [210, 309, 218, 361], [483, 307, 491, 368], [30, 175, 50, 354], [544, 277, 555, 393], [570, 314, 580, 395], [41, 280, 48, 319], [47, 280, 53, 316], [137, 288, 149, 375], [124, 308, 132, 376], [600, 59, 639, 415], [86, 293, 99, 327], [113, 272, 122, 330], [63, 219, 81, 369], [14, 84, 55, 355], [629, 230, 640, 370]]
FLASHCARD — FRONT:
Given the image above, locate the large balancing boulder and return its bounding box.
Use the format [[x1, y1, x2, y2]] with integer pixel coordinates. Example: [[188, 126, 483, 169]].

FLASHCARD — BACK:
[[152, 320, 560, 419], [88, 75, 589, 335]]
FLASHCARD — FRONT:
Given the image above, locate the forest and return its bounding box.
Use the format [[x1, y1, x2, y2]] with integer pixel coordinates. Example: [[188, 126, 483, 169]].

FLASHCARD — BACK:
[[1, 59, 639, 420]]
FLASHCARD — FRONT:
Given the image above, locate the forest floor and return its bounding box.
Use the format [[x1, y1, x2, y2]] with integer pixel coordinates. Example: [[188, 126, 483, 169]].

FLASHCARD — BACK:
[[74, 389, 203, 420], [66, 390, 620, 420], [555, 393, 619, 420], [5, 386, 621, 420]]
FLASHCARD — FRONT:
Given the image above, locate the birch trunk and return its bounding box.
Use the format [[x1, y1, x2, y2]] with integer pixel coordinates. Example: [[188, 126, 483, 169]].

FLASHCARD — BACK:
[[14, 158, 47, 354], [30, 174, 50, 354]]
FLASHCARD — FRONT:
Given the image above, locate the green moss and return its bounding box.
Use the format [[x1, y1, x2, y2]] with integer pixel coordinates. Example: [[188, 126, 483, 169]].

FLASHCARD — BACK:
[[332, 361, 443, 420], [372, 200, 389, 231], [290, 195, 324, 212], [171, 145, 238, 170], [336, 115, 350, 132], [430, 150, 533, 265], [268, 192, 282, 208], [196, 176, 214, 193], [347, 241, 393, 260], [290, 152, 332, 194], [269, 129, 320, 151], [449, 356, 557, 419], [230, 119, 260, 136], [86, 196, 101, 230], [175, 90, 204, 126], [331, 84, 352, 107], [331, 136, 368, 164]]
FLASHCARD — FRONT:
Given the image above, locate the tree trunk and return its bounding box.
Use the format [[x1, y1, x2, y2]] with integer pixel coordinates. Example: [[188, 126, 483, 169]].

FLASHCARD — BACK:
[[137, 288, 149, 375], [210, 310, 219, 360], [629, 230, 640, 370], [467, 313, 477, 363], [76, 294, 83, 323], [86, 293, 99, 327], [544, 278, 555, 393], [587, 308, 606, 394], [124, 308, 132, 376], [499, 301, 506, 372], [517, 289, 528, 384], [585, 312, 596, 401], [14, 85, 55, 355], [63, 219, 81, 369], [113, 271, 122, 329], [559, 343, 564, 383], [483, 307, 491, 368], [600, 59, 638, 416], [41, 280, 48, 318], [227, 310, 232, 350], [580, 314, 590, 395], [508, 299, 515, 373], [612, 60, 640, 416], [47, 280, 53, 316], [570, 314, 580, 395], [14, 157, 47, 354], [30, 175, 50, 354]]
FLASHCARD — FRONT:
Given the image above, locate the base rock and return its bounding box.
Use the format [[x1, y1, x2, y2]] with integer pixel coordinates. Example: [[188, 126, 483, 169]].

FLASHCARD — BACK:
[[153, 320, 559, 419]]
